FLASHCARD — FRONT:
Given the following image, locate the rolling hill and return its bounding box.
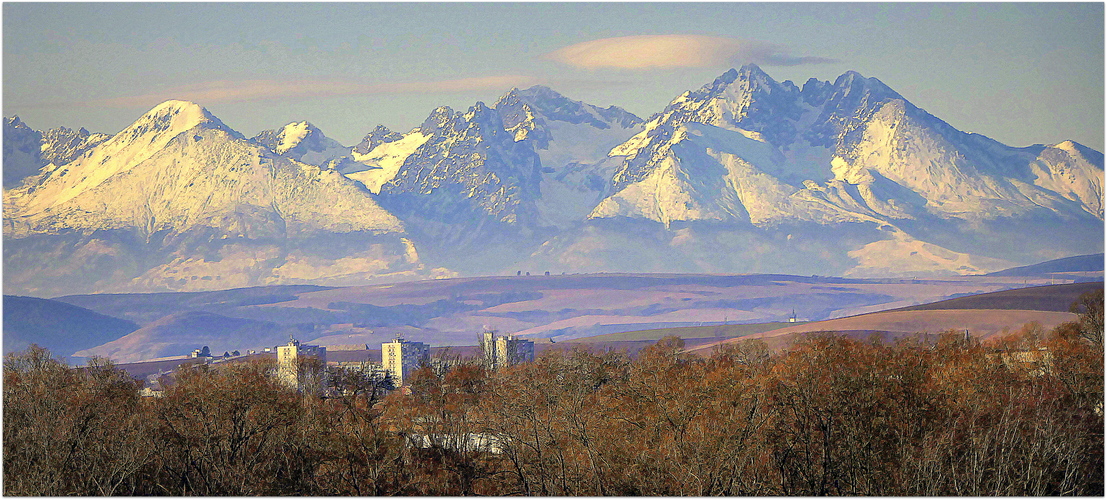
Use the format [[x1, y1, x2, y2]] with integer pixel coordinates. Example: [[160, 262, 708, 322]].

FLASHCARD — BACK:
[[36, 272, 1075, 363], [72, 311, 313, 364], [987, 253, 1104, 278], [3, 295, 138, 358], [889, 281, 1103, 313], [685, 281, 1101, 355]]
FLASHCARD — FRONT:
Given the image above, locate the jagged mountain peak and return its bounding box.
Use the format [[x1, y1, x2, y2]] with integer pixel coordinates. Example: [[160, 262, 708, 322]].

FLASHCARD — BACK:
[[512, 84, 564, 102], [421, 106, 456, 130], [465, 101, 496, 120], [251, 120, 362, 172], [736, 63, 772, 84], [416, 102, 507, 137], [42, 124, 95, 139], [353, 124, 404, 155], [368, 123, 400, 136], [282, 120, 319, 134], [495, 84, 642, 138], [6, 116, 30, 129], [1053, 140, 1103, 163], [3, 116, 46, 188], [835, 69, 865, 83], [373, 94, 543, 235], [671, 67, 898, 112], [677, 65, 785, 105], [717, 66, 741, 82], [39, 125, 111, 167], [2, 116, 115, 188], [609, 66, 808, 183], [252, 120, 329, 154], [496, 85, 563, 103], [138, 100, 221, 129], [117, 99, 240, 146], [738, 63, 765, 73], [601, 64, 1105, 236], [7, 100, 248, 213], [828, 70, 901, 102]]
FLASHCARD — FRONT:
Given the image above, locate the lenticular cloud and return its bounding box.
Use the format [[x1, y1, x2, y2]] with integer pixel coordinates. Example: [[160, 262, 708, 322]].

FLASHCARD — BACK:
[[544, 35, 836, 70]]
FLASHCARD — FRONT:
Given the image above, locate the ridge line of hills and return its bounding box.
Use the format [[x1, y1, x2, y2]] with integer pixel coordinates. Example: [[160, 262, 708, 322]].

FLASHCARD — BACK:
[[4, 253, 1102, 364]]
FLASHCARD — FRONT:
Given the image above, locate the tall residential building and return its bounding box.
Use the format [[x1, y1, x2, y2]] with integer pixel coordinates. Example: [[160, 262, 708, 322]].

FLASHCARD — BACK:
[[277, 337, 327, 394], [382, 337, 429, 387], [479, 331, 498, 370], [479, 331, 535, 371]]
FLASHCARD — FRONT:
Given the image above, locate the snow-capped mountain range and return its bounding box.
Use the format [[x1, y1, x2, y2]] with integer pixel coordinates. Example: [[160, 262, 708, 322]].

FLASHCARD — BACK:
[[4, 117, 111, 188], [597, 66, 1101, 225], [4, 65, 1103, 296]]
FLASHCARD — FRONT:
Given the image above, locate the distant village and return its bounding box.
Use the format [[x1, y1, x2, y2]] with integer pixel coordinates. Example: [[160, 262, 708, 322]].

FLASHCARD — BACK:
[[140, 332, 535, 398]]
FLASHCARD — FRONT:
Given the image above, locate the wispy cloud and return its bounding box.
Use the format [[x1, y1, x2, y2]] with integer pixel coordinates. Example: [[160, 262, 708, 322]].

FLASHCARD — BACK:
[[86, 75, 542, 108], [544, 35, 837, 70]]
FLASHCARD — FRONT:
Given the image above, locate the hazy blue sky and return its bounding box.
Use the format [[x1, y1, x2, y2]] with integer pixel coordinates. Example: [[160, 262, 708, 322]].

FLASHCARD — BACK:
[[4, 3, 1103, 150]]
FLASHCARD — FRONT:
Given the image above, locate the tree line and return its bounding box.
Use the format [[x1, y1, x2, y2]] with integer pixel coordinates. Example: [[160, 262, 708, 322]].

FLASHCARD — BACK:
[[5, 290, 1103, 495]]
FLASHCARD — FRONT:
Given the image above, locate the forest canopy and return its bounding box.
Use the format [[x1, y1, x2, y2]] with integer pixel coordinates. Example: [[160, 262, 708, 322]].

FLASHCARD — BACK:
[[4, 290, 1103, 496]]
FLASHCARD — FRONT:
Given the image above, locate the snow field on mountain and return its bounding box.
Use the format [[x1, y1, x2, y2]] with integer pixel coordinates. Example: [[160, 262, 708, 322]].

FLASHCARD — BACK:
[[347, 132, 432, 193], [11, 101, 222, 214], [3, 66, 1102, 295], [275, 121, 312, 154], [845, 229, 1014, 278], [1028, 141, 1105, 218], [7, 126, 405, 238]]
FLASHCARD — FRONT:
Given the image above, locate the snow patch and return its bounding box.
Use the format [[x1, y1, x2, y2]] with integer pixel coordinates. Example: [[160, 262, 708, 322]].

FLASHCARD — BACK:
[[276, 121, 312, 154], [347, 132, 432, 193], [845, 230, 1013, 278]]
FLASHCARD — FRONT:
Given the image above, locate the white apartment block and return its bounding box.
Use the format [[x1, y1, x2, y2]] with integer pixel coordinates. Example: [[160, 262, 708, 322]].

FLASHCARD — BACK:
[[479, 331, 535, 371], [382, 337, 429, 387], [277, 337, 327, 393]]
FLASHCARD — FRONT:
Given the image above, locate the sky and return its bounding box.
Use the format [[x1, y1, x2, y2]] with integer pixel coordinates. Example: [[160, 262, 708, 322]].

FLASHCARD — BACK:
[[4, 3, 1104, 151]]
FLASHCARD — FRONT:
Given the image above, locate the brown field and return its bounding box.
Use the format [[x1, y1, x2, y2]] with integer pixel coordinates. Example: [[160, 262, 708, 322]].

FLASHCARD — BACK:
[[274, 273, 1070, 346], [889, 281, 1103, 312], [51, 274, 1100, 364], [688, 309, 1079, 355]]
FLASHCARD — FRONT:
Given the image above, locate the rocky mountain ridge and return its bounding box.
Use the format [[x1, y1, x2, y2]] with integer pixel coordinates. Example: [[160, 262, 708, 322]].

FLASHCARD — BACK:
[[597, 65, 1102, 226], [4, 68, 1102, 296], [4, 101, 424, 295], [3, 117, 111, 188], [571, 65, 1102, 277]]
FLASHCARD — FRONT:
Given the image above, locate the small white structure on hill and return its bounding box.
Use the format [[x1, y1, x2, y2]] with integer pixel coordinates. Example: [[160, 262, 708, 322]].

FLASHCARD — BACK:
[[479, 331, 535, 371], [382, 337, 429, 387], [277, 337, 327, 393], [190, 346, 211, 358]]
